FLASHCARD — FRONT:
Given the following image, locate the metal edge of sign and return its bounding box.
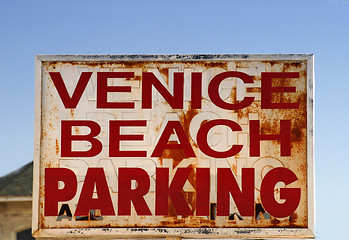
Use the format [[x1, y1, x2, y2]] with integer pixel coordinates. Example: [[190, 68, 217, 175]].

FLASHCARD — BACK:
[[306, 55, 315, 238], [32, 54, 315, 239], [33, 227, 315, 239], [32, 55, 43, 237], [36, 54, 312, 62]]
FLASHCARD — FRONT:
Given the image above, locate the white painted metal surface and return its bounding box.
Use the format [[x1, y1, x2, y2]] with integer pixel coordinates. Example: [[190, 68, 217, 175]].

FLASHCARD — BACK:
[[33, 54, 315, 239]]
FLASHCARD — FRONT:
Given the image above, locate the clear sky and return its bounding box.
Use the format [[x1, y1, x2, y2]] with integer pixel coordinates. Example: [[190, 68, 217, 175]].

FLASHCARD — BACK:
[[0, 0, 348, 239]]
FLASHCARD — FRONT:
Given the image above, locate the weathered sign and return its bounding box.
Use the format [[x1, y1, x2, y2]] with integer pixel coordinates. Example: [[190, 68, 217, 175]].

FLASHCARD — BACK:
[[33, 54, 315, 239]]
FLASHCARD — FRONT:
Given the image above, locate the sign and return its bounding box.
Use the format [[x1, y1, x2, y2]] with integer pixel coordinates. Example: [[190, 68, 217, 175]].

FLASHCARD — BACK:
[[33, 54, 314, 239]]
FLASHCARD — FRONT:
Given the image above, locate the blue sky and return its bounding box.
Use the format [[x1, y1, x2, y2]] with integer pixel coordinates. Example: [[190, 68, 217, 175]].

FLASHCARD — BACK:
[[1, 0, 348, 239]]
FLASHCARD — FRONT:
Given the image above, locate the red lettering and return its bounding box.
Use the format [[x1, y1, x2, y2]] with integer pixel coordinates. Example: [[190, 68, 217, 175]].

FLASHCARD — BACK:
[[261, 72, 299, 109], [151, 121, 195, 158], [44, 166, 301, 219], [208, 71, 254, 110], [97, 72, 135, 109], [50, 72, 92, 109], [217, 168, 254, 216], [156, 168, 192, 216], [118, 168, 151, 215], [109, 120, 147, 157], [260, 167, 301, 218], [142, 72, 184, 109], [197, 119, 243, 158], [196, 168, 210, 216], [61, 120, 102, 157], [191, 72, 202, 109], [44, 168, 77, 216], [75, 168, 115, 216], [249, 120, 291, 157]]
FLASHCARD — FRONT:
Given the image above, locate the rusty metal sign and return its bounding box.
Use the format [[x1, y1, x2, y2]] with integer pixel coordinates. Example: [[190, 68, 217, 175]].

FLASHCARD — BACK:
[[33, 54, 315, 239]]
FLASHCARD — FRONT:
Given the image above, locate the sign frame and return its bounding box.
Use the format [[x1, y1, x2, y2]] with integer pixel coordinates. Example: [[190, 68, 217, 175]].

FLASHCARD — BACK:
[[33, 54, 315, 239]]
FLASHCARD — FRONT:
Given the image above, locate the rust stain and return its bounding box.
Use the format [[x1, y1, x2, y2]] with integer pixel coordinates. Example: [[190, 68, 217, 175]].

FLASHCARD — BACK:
[[203, 62, 227, 69], [41, 130, 48, 139], [168, 202, 177, 217], [187, 164, 197, 190], [155, 124, 161, 133], [158, 67, 169, 84], [271, 218, 281, 226], [289, 213, 298, 225], [40, 213, 45, 229], [39, 183, 46, 228], [227, 87, 237, 107], [283, 61, 303, 69], [260, 119, 272, 135], [160, 148, 185, 169], [231, 160, 237, 176], [246, 87, 260, 93], [46, 60, 229, 74], [75, 127, 80, 135], [236, 108, 249, 119], [180, 108, 199, 145], [55, 139, 60, 155], [291, 127, 302, 142]]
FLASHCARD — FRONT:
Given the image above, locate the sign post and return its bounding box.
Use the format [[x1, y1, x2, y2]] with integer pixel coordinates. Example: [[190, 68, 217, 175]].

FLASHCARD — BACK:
[[33, 54, 314, 239]]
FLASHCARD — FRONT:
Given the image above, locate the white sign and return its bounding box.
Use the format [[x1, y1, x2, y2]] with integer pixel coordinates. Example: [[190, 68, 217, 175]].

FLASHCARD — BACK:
[[33, 54, 315, 239]]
